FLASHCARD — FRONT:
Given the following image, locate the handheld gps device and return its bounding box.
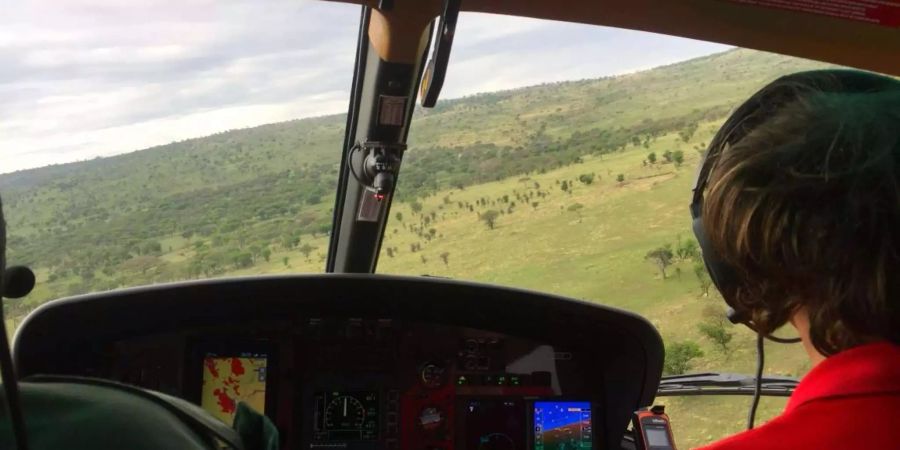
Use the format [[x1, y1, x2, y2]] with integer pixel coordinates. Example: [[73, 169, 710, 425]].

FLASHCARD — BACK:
[[632, 405, 676, 450]]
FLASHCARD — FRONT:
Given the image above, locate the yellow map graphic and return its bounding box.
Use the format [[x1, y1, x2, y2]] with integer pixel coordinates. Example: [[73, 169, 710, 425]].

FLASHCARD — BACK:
[[201, 356, 267, 424]]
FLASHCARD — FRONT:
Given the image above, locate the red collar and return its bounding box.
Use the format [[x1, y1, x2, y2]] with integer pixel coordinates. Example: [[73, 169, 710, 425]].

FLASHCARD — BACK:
[[786, 341, 900, 413]]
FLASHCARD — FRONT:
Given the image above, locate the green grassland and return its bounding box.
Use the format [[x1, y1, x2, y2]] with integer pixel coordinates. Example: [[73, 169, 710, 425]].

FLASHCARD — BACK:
[[0, 48, 835, 447]]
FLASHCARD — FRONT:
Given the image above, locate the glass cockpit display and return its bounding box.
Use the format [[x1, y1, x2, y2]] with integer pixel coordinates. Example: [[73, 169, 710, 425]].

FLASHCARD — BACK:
[[534, 401, 593, 450], [314, 391, 380, 441], [462, 399, 527, 450], [200, 352, 268, 424]]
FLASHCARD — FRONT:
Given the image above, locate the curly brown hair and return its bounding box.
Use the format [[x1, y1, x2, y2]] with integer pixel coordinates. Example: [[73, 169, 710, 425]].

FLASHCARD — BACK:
[[702, 70, 900, 356]]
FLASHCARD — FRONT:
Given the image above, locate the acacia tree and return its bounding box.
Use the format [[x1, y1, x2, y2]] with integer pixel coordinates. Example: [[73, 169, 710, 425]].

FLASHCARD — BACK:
[[480, 210, 500, 230], [698, 305, 734, 356], [694, 261, 712, 297], [299, 244, 315, 261], [663, 340, 704, 375], [676, 238, 699, 261], [673, 150, 685, 168], [645, 245, 674, 279]]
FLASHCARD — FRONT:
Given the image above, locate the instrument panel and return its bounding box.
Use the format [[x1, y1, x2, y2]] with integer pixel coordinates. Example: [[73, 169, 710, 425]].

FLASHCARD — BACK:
[[13, 274, 664, 450], [97, 318, 595, 450]]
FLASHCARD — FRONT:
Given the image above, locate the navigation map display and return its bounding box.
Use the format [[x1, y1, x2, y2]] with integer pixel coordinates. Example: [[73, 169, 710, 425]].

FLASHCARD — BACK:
[[200, 352, 268, 424], [534, 401, 592, 450]]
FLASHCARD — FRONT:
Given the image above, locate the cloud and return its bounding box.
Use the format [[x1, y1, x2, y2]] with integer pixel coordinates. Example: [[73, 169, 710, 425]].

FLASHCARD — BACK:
[[0, 1, 728, 174]]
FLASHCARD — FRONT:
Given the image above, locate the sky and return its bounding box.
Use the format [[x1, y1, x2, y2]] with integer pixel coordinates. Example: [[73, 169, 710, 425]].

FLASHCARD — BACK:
[[0, 0, 730, 174]]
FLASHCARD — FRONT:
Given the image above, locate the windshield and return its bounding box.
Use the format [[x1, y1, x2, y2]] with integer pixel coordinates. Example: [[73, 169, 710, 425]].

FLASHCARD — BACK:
[[0, 5, 856, 448], [1, 1, 359, 306]]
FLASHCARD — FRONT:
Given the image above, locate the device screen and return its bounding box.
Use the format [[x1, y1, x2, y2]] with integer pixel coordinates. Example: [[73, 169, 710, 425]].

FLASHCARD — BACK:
[[313, 391, 380, 441], [200, 352, 268, 424], [462, 398, 526, 450], [534, 401, 592, 450], [645, 426, 672, 447]]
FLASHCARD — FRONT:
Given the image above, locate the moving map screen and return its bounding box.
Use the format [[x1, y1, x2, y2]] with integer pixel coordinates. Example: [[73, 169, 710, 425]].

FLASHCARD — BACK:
[[201, 352, 268, 424], [534, 401, 592, 450]]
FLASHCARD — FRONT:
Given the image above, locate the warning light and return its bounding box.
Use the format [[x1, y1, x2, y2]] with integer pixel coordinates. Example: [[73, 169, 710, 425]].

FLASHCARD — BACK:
[[374, 193, 386, 201], [456, 375, 468, 385]]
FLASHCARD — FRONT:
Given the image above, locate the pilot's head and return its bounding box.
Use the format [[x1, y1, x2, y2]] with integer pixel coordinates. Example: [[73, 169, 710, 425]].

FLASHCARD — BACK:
[[694, 70, 900, 356]]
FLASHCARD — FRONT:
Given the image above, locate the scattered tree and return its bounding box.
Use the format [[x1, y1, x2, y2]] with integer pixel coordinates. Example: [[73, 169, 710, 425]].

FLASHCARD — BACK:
[[645, 245, 674, 279], [679, 122, 699, 143], [480, 210, 500, 230], [578, 173, 595, 185], [673, 150, 685, 168], [664, 340, 704, 375], [231, 252, 253, 269], [299, 244, 315, 261], [440, 252, 450, 266], [647, 152, 657, 164], [698, 305, 735, 356], [616, 173, 625, 183], [676, 238, 699, 261], [694, 261, 712, 297]]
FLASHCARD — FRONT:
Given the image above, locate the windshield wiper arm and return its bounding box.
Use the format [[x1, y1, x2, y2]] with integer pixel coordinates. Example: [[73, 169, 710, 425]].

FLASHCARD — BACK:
[[656, 372, 798, 397]]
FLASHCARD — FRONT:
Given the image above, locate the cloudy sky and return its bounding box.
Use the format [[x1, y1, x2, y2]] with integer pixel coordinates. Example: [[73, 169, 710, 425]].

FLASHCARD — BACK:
[[0, 0, 730, 174]]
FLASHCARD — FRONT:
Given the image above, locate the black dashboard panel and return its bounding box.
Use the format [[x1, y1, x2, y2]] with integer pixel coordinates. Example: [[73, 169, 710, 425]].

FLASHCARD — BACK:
[[13, 274, 663, 450]]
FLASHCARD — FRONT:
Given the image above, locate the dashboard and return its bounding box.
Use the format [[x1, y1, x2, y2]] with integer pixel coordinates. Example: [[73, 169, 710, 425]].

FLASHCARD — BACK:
[[12, 274, 663, 450]]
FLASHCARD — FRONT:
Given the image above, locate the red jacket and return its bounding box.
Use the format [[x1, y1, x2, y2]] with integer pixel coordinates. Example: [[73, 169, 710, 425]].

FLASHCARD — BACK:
[[696, 341, 900, 450]]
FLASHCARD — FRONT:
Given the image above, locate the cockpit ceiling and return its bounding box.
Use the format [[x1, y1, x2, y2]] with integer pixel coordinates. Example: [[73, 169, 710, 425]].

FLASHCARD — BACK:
[[325, 0, 900, 76]]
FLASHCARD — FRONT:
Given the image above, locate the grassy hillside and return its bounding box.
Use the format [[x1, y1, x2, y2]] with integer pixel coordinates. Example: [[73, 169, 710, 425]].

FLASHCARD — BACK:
[[1, 48, 834, 447]]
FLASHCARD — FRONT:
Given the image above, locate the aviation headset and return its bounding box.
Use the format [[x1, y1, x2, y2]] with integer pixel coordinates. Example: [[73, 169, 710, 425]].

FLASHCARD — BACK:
[[690, 69, 899, 342]]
